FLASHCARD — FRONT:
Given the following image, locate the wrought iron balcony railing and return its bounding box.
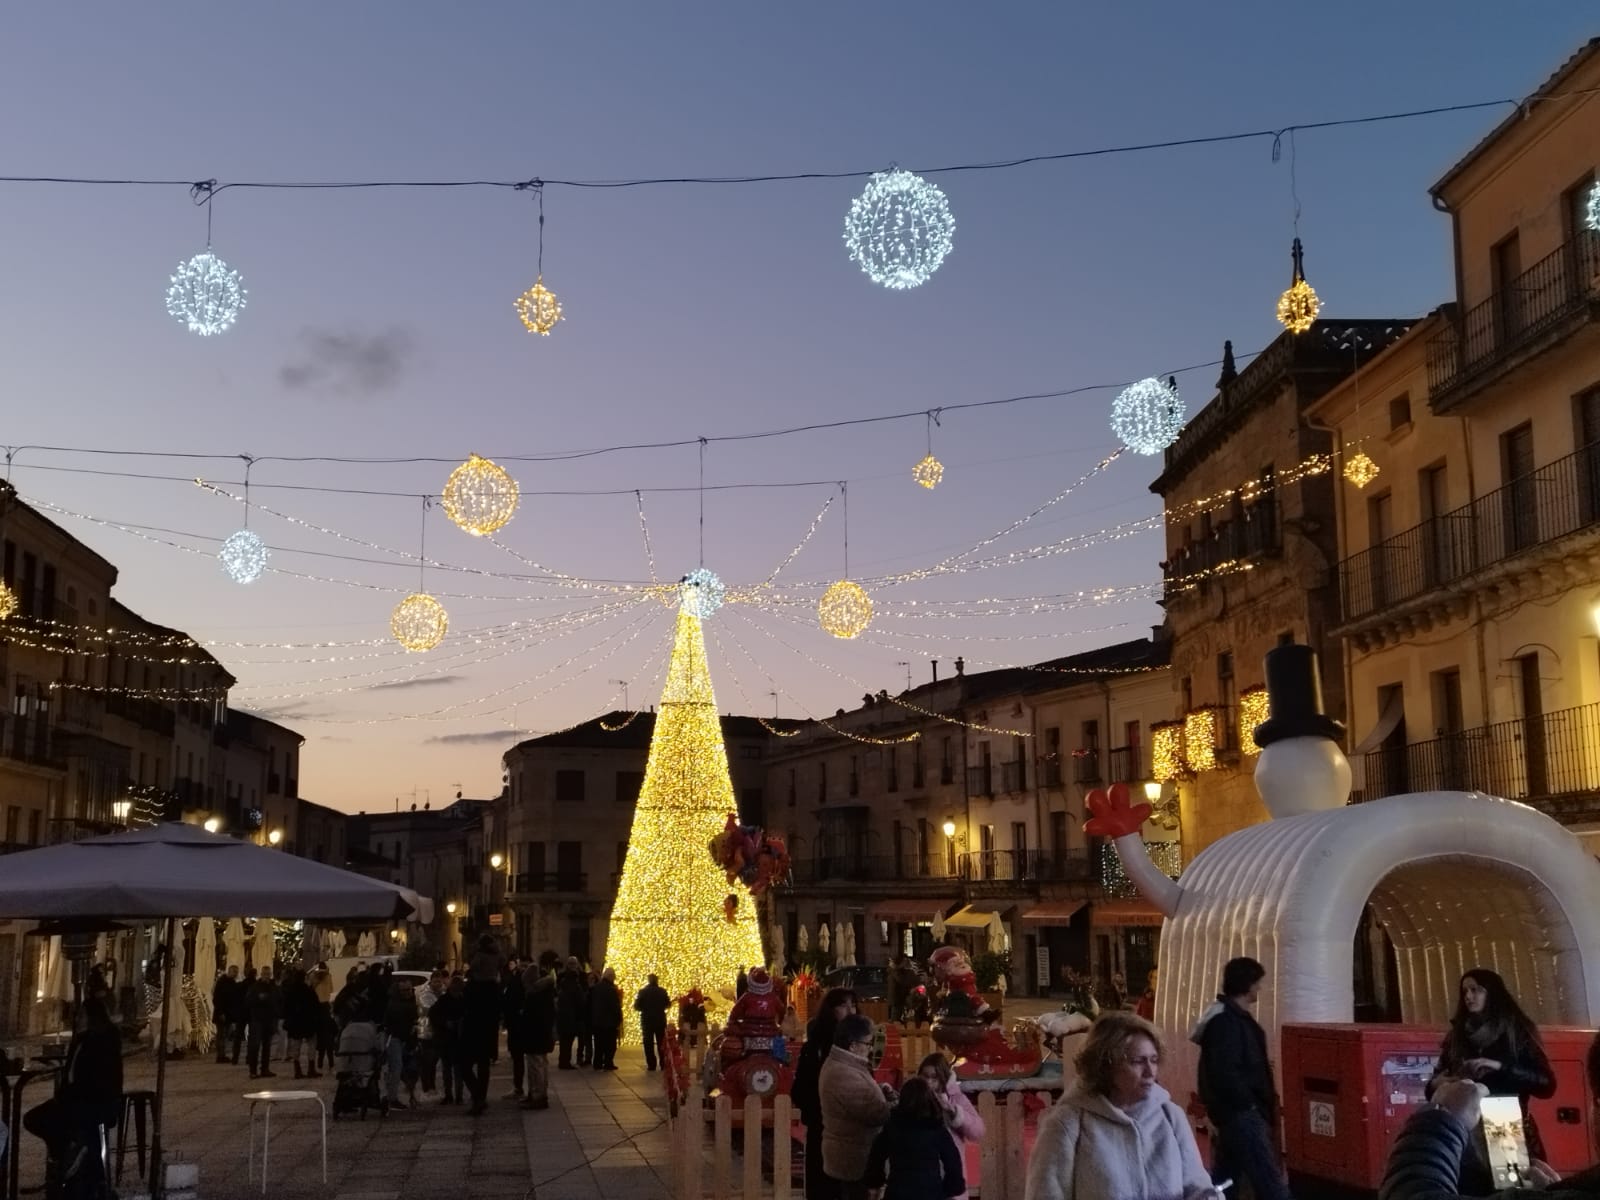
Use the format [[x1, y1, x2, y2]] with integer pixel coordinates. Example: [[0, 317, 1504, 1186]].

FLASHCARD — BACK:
[[958, 849, 1093, 883]]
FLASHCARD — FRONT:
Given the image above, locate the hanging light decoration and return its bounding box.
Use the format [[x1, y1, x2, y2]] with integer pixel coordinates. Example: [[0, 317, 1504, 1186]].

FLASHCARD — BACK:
[[514, 181, 563, 335], [1111, 376, 1185, 456], [679, 568, 726, 620], [1343, 450, 1380, 489], [1586, 180, 1600, 233], [1276, 237, 1320, 334], [843, 168, 955, 290], [0, 581, 16, 621], [166, 182, 245, 336], [818, 580, 874, 639], [441, 454, 520, 536], [219, 530, 269, 584], [911, 410, 944, 489], [390, 592, 448, 652]]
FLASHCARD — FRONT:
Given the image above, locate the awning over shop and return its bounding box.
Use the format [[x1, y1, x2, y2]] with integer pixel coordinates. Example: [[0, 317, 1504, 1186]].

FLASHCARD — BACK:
[[944, 904, 1004, 928], [1019, 900, 1087, 925], [869, 900, 958, 924], [1090, 899, 1165, 928]]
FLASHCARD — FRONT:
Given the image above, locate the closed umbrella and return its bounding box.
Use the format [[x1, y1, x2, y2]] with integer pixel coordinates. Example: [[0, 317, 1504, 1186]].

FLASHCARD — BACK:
[[833, 922, 846, 963], [931, 911, 946, 942], [223, 918, 246, 972], [986, 913, 1007, 954], [843, 922, 857, 968], [163, 935, 190, 1052], [817, 923, 830, 957], [797, 925, 809, 955], [250, 919, 276, 975], [193, 918, 217, 982]]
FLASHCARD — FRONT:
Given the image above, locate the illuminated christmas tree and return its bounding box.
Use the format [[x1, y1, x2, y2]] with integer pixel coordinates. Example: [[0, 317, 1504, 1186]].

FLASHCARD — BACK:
[[605, 609, 765, 1021]]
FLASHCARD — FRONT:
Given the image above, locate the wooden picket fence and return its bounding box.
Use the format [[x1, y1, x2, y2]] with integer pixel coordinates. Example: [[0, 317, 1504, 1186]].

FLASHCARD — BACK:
[[663, 1024, 1046, 1200]]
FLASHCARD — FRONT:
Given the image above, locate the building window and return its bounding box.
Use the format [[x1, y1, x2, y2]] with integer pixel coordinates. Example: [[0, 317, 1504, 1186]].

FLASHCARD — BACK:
[[555, 769, 585, 804], [1389, 393, 1412, 431], [941, 737, 954, 785], [614, 771, 643, 805], [818, 761, 828, 802], [886, 748, 899, 792], [848, 755, 860, 797], [788, 768, 797, 807], [912, 740, 925, 788]]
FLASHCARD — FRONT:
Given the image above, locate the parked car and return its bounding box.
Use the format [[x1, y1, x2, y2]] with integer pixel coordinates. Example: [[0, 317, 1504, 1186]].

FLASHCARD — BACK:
[[821, 964, 925, 1001]]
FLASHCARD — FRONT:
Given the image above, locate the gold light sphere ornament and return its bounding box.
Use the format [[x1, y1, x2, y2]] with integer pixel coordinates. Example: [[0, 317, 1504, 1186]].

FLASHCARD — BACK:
[[442, 453, 520, 537], [1343, 450, 1380, 489], [911, 453, 944, 490], [515, 276, 563, 335], [391, 592, 449, 652], [817, 579, 874, 639], [1276, 237, 1320, 334], [0, 582, 17, 621]]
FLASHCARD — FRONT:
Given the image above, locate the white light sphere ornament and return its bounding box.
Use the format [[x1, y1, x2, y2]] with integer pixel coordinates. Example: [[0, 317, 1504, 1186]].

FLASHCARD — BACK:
[[515, 277, 563, 335], [391, 592, 448, 652], [679, 568, 726, 620], [843, 169, 955, 290], [218, 530, 269, 584], [818, 579, 874, 639], [442, 454, 520, 537], [0, 581, 16, 621], [1111, 377, 1185, 455], [166, 250, 246, 336], [911, 454, 944, 489]]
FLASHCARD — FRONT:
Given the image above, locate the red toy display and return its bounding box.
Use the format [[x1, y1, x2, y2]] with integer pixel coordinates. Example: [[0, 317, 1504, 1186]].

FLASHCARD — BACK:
[[712, 967, 793, 1102]]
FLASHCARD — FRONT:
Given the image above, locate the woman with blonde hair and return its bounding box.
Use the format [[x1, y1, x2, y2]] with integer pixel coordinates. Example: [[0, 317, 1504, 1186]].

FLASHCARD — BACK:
[[1025, 1012, 1214, 1200]]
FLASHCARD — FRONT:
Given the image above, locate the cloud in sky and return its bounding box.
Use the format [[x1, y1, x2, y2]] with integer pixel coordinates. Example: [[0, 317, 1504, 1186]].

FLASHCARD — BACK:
[[424, 729, 520, 746], [365, 674, 464, 692], [279, 327, 413, 397]]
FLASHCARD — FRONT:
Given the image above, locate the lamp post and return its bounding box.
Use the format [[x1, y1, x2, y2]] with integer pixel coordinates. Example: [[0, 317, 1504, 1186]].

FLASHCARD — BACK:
[[942, 818, 960, 877], [267, 829, 283, 847], [203, 817, 221, 834]]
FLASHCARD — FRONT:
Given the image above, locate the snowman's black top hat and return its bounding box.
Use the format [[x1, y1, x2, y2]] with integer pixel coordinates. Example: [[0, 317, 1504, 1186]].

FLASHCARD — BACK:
[[1252, 644, 1345, 748]]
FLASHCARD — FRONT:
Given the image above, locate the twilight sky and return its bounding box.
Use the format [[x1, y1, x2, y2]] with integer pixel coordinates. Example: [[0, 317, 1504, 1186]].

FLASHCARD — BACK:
[[0, 5, 1591, 813]]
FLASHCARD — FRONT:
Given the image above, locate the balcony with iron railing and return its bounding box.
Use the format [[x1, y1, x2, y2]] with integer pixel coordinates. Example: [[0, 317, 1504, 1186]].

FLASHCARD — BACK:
[[1339, 441, 1600, 625], [999, 760, 1026, 793], [1072, 751, 1101, 785], [967, 765, 993, 797], [1106, 746, 1142, 784], [511, 871, 589, 894], [1040, 758, 1064, 789], [1162, 497, 1281, 601], [1428, 231, 1600, 411], [786, 853, 956, 886], [958, 849, 1093, 885], [1357, 701, 1600, 822], [1, 714, 62, 769], [104, 692, 176, 737]]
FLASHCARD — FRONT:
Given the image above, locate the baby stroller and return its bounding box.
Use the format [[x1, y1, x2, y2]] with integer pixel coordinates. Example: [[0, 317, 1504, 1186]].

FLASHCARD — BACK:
[[332, 1019, 386, 1119]]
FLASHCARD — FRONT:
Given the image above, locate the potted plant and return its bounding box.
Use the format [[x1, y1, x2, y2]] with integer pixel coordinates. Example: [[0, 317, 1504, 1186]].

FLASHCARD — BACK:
[[971, 950, 1011, 1013]]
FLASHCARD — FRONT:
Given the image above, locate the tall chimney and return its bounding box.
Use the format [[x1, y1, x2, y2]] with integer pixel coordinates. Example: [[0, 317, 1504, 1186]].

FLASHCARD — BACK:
[[931, 659, 940, 684], [954, 656, 965, 677]]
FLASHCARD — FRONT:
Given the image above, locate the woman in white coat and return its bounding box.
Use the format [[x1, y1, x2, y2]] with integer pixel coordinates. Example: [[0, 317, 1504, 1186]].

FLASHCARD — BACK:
[[1025, 1012, 1215, 1200], [918, 1053, 985, 1200]]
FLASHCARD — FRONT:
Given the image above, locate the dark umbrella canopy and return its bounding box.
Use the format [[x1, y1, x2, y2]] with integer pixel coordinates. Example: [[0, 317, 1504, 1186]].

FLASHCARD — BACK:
[[0, 821, 418, 920]]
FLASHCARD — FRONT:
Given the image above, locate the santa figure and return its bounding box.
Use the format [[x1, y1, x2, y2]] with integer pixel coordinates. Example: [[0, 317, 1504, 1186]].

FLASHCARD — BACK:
[[720, 966, 787, 1070], [928, 946, 995, 1022]]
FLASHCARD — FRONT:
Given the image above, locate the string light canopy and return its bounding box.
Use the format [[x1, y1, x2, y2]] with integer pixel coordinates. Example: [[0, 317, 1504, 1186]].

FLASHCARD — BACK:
[[442, 453, 520, 537], [1111, 376, 1185, 456], [911, 410, 944, 489], [0, 582, 16, 621], [166, 183, 245, 336], [1238, 687, 1270, 756], [1183, 709, 1217, 773], [679, 567, 726, 620], [514, 182, 563, 335], [1276, 237, 1320, 334], [218, 457, 268, 584], [843, 168, 955, 290], [391, 497, 447, 651]]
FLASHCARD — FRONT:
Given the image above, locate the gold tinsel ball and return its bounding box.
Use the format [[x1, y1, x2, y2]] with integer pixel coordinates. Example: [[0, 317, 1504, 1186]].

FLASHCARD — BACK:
[[1343, 451, 1380, 489], [515, 276, 563, 335], [1276, 278, 1320, 334], [0, 582, 16, 621], [442, 453, 520, 537], [391, 592, 448, 652], [912, 454, 944, 490], [818, 579, 874, 639]]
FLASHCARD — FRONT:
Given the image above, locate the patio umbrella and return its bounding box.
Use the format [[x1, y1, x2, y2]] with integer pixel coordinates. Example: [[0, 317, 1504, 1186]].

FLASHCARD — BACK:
[[250, 919, 276, 975], [223, 918, 246, 972], [0, 821, 418, 1197], [931, 911, 946, 942], [818, 923, 830, 956], [986, 913, 1007, 954], [797, 924, 808, 955], [357, 930, 376, 956], [833, 921, 846, 963], [193, 918, 217, 982], [843, 923, 857, 968], [163, 934, 190, 1053]]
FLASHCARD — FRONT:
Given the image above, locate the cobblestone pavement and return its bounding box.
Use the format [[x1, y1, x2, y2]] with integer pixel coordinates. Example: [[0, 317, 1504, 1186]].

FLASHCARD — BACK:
[[8, 1046, 674, 1199]]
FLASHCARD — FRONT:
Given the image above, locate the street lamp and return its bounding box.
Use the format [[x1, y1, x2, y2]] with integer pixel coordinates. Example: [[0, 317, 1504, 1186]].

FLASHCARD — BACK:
[[1143, 781, 1163, 803], [267, 829, 283, 846], [489, 852, 504, 870], [446, 901, 457, 916], [203, 817, 221, 834], [941, 818, 957, 839]]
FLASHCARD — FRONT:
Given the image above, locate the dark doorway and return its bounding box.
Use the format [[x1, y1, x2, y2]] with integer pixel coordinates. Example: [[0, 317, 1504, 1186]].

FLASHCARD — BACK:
[[1519, 654, 1547, 798]]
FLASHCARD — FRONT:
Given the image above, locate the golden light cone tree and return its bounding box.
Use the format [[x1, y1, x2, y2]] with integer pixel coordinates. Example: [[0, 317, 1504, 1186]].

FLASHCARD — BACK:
[[605, 610, 765, 1034]]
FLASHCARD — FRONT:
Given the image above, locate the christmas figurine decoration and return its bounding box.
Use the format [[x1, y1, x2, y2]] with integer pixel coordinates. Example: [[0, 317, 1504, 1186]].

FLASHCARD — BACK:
[[712, 966, 792, 1102]]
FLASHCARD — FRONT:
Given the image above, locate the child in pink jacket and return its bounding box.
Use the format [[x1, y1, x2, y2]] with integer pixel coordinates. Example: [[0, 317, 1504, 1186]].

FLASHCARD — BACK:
[[919, 1053, 985, 1199]]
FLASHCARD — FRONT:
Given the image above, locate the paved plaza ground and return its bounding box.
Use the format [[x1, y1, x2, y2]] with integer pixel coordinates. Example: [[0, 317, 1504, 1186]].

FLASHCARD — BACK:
[[9, 1045, 675, 1200]]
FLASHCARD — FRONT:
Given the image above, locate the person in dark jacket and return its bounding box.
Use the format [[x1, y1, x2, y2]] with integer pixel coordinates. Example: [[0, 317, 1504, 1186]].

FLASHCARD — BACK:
[[1379, 1077, 1570, 1200], [382, 980, 419, 1108], [226, 966, 255, 1064], [736, 966, 750, 998], [281, 967, 323, 1079], [461, 935, 503, 1115], [1429, 969, 1556, 1169], [428, 976, 467, 1104], [589, 968, 624, 1071], [502, 958, 527, 1098], [1191, 956, 1287, 1200], [245, 968, 282, 1080], [791, 987, 858, 1200], [212, 966, 240, 1063], [864, 1077, 966, 1200], [634, 974, 672, 1071], [519, 952, 559, 1109], [556, 958, 587, 1070], [23, 999, 122, 1182]]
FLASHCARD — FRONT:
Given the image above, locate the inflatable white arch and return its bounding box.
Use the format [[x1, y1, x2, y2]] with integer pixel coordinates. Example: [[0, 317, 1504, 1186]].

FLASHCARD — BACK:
[[1144, 790, 1600, 1101]]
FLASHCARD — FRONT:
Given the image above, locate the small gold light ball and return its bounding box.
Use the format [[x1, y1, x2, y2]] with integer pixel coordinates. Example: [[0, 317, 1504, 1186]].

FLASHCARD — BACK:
[[0, 582, 17, 621], [1276, 278, 1320, 334], [912, 454, 944, 490], [442, 453, 520, 537], [818, 579, 874, 639], [515, 276, 563, 335], [391, 592, 449, 652], [1343, 451, 1380, 489]]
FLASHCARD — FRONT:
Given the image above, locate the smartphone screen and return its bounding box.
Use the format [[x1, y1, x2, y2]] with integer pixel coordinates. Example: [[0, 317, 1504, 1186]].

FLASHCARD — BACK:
[[1478, 1096, 1530, 1189]]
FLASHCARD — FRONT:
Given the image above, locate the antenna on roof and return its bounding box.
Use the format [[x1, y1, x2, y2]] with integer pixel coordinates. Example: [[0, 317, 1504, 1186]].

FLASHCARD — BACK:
[[896, 662, 912, 692], [610, 679, 631, 711]]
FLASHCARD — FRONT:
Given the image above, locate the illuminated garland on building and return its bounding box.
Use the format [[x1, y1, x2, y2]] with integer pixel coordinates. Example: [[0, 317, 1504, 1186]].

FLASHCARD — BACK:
[[1100, 840, 1182, 899], [1151, 722, 1185, 783], [605, 611, 764, 1035], [1183, 709, 1217, 773], [1238, 687, 1269, 756]]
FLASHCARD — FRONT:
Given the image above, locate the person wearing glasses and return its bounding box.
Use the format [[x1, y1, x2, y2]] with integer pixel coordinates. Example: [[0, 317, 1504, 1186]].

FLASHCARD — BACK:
[[819, 1014, 895, 1200], [1025, 1012, 1213, 1200]]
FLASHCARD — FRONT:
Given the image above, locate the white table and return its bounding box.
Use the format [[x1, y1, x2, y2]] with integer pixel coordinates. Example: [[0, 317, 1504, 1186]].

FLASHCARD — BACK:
[[244, 1089, 326, 1194]]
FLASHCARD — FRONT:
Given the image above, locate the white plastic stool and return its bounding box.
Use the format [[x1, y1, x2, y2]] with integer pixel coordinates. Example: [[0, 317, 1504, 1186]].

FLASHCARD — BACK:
[[244, 1089, 326, 1193]]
